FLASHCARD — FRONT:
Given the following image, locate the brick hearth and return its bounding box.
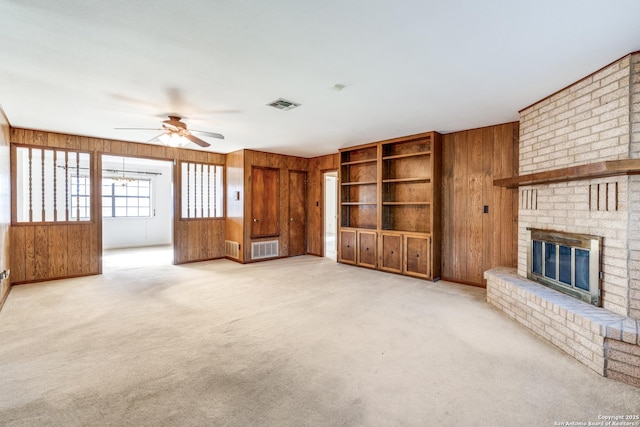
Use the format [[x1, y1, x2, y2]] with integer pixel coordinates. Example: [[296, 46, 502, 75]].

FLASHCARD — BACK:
[[486, 268, 640, 387]]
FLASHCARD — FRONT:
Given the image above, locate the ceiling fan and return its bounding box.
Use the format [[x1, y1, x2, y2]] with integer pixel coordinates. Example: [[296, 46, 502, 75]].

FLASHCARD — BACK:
[[116, 116, 224, 148]]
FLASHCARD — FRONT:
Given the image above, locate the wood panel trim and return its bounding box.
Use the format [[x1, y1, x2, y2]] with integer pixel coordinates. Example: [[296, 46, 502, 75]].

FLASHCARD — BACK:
[[494, 159, 640, 188]]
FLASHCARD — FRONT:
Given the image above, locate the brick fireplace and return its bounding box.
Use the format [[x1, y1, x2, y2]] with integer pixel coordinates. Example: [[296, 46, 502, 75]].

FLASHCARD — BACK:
[[486, 52, 640, 387]]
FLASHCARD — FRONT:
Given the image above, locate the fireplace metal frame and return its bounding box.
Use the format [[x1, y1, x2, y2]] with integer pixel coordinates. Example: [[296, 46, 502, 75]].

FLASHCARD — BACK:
[[526, 228, 602, 306]]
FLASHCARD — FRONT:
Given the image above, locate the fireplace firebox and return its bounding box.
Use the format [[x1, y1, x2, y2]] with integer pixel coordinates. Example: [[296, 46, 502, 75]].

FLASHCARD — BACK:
[[526, 228, 602, 306]]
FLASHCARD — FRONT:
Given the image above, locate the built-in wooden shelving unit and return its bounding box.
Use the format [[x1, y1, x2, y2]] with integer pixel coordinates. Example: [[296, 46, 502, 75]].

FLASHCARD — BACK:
[[338, 131, 441, 280]]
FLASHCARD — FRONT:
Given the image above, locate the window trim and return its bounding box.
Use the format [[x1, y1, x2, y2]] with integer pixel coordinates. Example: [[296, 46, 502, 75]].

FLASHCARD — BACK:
[[11, 144, 96, 225], [179, 161, 225, 220]]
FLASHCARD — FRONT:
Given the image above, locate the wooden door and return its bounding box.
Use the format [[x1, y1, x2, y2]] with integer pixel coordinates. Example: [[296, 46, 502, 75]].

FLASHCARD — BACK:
[[251, 167, 279, 237], [339, 229, 356, 264], [357, 231, 377, 268], [404, 234, 431, 279], [380, 233, 402, 273], [288, 170, 307, 256]]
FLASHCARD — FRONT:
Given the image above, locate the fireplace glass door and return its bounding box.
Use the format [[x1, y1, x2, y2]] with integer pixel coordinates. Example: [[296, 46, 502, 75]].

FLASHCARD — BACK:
[[527, 228, 601, 306]]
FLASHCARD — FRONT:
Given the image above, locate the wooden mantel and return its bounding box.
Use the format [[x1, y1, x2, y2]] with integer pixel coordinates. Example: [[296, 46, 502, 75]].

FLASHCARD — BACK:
[[494, 159, 640, 188]]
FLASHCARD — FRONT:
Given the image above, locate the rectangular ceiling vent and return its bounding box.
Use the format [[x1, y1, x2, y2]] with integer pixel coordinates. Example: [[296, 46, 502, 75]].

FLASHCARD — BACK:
[[267, 98, 301, 111]]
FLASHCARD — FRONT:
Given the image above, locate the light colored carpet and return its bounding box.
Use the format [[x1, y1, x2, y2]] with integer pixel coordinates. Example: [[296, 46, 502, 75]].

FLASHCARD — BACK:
[[0, 255, 638, 426]]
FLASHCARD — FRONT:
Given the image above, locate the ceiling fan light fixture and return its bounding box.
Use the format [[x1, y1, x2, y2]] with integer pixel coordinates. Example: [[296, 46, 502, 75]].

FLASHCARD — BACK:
[[159, 132, 188, 147]]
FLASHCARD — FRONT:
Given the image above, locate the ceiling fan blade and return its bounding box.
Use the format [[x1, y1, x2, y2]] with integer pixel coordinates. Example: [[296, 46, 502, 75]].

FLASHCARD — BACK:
[[114, 127, 163, 131], [190, 129, 225, 139], [185, 134, 211, 148], [146, 133, 165, 143]]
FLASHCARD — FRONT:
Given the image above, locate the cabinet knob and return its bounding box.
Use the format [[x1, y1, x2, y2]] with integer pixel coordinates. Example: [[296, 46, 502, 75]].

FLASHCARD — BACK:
[[253, 218, 259, 222], [416, 254, 419, 257], [390, 251, 394, 254], [365, 247, 369, 251]]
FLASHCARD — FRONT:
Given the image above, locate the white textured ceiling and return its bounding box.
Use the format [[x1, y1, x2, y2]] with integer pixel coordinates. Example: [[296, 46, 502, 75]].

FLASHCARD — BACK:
[[1, 1, 640, 157]]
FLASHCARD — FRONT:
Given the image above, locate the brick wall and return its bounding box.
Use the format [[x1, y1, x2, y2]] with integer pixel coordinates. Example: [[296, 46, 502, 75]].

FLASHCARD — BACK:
[[518, 177, 630, 316], [518, 53, 640, 318], [631, 54, 640, 158], [629, 54, 640, 319], [520, 55, 631, 174], [606, 339, 640, 387], [630, 175, 640, 319]]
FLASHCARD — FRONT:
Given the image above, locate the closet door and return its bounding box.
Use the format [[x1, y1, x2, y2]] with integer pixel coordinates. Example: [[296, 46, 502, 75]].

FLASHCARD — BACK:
[[251, 167, 279, 237], [288, 170, 307, 256]]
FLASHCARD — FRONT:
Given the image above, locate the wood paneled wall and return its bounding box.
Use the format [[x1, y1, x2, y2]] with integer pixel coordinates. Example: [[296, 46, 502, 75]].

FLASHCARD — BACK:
[[242, 150, 308, 261], [224, 150, 337, 261], [0, 109, 10, 308], [441, 122, 519, 286], [307, 154, 339, 256], [10, 128, 227, 284]]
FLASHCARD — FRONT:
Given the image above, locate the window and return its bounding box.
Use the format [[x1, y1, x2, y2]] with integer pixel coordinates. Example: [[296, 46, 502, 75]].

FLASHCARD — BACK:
[[181, 162, 224, 218], [70, 175, 91, 220], [102, 178, 152, 218], [15, 146, 92, 222]]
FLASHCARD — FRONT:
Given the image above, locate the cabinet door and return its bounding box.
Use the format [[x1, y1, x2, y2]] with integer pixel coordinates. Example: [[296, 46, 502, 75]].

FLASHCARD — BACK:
[[404, 234, 431, 279], [339, 229, 357, 264], [357, 231, 377, 268], [380, 233, 402, 273], [251, 167, 279, 237]]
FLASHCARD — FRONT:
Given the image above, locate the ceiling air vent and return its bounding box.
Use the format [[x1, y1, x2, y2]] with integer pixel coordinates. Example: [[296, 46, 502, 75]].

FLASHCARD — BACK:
[[267, 98, 301, 111]]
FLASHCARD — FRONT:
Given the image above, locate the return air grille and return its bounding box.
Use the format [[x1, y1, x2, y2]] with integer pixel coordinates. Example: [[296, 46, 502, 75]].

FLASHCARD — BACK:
[[225, 240, 240, 259], [267, 98, 300, 111], [251, 240, 279, 260]]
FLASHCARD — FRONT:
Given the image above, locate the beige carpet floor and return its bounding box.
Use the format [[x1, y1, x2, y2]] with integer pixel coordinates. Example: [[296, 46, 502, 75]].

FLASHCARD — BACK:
[[0, 255, 638, 426]]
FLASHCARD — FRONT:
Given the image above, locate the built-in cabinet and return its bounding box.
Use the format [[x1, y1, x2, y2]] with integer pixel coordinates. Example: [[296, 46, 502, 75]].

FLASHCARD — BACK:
[[338, 131, 441, 280], [338, 229, 357, 264]]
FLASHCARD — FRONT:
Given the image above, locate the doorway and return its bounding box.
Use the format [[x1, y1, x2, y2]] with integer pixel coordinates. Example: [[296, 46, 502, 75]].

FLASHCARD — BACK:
[[101, 155, 174, 271], [324, 171, 338, 260]]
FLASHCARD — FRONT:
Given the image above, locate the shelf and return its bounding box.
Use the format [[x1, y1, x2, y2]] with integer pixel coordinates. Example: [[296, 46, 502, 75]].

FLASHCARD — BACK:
[[382, 177, 430, 183], [382, 151, 430, 160], [341, 158, 377, 166], [493, 159, 640, 188], [341, 181, 377, 186], [383, 201, 430, 206], [341, 202, 377, 206]]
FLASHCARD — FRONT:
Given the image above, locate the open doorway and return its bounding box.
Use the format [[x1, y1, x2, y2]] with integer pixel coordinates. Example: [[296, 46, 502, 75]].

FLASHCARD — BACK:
[[101, 155, 173, 272], [324, 171, 338, 260]]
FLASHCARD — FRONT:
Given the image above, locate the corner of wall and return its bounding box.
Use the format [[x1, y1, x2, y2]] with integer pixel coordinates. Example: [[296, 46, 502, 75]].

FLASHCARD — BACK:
[[0, 105, 11, 309]]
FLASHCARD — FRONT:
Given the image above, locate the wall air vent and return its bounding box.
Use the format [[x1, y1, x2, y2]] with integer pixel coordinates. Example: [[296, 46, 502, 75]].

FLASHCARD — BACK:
[[225, 240, 240, 259], [267, 98, 301, 111], [251, 240, 279, 260]]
